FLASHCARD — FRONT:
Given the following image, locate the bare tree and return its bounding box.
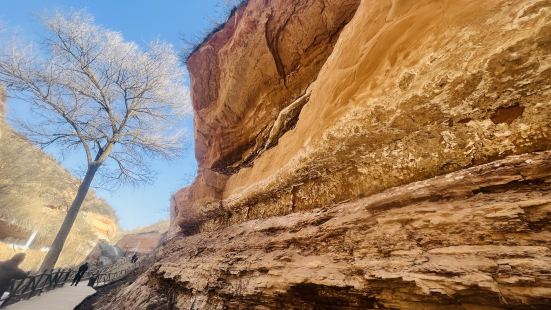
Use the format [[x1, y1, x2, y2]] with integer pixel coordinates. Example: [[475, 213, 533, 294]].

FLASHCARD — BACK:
[[0, 12, 190, 270]]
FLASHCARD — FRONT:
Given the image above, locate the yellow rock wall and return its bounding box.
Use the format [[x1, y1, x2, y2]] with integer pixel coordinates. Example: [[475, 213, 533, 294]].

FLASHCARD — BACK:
[[175, 0, 551, 234]]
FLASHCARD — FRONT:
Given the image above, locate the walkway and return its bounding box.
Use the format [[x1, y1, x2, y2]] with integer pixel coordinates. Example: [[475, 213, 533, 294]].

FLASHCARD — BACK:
[[5, 283, 95, 310]]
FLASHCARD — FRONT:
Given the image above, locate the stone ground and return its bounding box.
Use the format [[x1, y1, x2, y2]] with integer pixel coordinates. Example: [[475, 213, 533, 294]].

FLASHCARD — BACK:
[[5, 283, 96, 310]]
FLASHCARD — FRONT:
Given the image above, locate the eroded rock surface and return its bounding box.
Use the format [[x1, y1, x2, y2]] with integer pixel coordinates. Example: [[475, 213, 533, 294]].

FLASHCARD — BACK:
[[96, 0, 551, 308], [188, 0, 361, 174], [91, 152, 551, 309], [174, 0, 551, 235]]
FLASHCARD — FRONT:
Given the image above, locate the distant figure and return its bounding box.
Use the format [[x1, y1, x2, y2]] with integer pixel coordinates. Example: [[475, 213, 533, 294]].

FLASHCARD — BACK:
[[71, 262, 89, 286], [0, 253, 28, 298], [131, 254, 138, 263]]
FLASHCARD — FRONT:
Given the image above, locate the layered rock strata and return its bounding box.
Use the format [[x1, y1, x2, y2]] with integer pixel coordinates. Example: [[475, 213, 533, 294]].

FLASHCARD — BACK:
[[174, 0, 551, 235], [93, 151, 551, 309], [97, 0, 551, 308], [173, 0, 363, 235]]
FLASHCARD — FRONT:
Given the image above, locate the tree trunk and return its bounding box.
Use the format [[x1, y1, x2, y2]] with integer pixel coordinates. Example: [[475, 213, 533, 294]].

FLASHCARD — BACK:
[[39, 163, 101, 271]]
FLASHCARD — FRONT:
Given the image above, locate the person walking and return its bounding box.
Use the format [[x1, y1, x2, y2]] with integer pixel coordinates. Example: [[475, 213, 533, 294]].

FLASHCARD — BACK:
[[70, 262, 89, 286], [0, 253, 28, 298], [131, 254, 138, 263]]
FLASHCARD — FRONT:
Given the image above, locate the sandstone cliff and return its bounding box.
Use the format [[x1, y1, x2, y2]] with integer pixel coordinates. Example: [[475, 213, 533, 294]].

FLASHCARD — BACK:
[[95, 0, 551, 309], [172, 0, 362, 235], [174, 0, 551, 235]]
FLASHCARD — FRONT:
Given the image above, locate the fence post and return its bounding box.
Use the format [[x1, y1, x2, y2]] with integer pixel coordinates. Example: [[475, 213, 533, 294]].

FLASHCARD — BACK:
[[34, 272, 47, 296], [54, 269, 65, 288], [21, 276, 36, 300]]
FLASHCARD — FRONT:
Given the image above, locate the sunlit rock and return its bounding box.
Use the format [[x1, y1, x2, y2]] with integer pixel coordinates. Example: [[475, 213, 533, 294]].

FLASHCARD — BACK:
[[94, 0, 551, 308]]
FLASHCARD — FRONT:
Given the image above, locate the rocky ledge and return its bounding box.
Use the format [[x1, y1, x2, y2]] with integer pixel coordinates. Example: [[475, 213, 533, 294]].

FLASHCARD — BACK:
[[92, 151, 550, 309]]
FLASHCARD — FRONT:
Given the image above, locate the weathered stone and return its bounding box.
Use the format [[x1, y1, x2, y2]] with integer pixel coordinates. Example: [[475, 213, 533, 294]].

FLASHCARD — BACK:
[[175, 0, 551, 235], [188, 0, 361, 174], [96, 0, 551, 308], [90, 152, 551, 309]]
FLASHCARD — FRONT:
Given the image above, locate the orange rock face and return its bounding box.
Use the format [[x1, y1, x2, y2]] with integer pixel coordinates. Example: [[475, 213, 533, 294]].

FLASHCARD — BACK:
[[173, 0, 362, 234], [188, 0, 361, 174], [174, 0, 551, 235], [96, 0, 551, 309], [85, 212, 118, 241]]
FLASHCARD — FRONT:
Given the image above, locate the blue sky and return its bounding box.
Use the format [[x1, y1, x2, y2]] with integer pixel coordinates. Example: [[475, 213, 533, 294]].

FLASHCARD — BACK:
[[1, 1, 234, 230]]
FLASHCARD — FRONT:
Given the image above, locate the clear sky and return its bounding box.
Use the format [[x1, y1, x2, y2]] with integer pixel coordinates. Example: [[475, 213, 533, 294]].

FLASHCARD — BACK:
[[1, 1, 234, 230]]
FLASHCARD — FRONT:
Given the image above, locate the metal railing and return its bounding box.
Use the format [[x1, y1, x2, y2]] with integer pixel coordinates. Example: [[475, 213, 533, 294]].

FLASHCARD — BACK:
[[0, 252, 158, 308], [89, 254, 156, 288], [0, 267, 78, 307]]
